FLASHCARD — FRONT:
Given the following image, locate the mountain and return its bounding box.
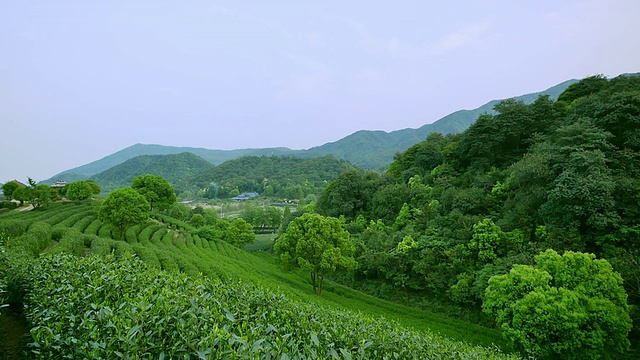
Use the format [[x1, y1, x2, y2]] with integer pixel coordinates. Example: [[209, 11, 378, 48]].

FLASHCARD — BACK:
[[43, 79, 578, 182], [44, 145, 296, 184], [90, 152, 215, 191], [188, 155, 355, 198], [304, 79, 579, 169]]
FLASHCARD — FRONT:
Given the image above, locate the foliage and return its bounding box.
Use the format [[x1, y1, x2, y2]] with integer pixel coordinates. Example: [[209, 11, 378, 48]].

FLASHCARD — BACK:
[[313, 74, 640, 355], [12, 181, 55, 209], [483, 249, 632, 359], [90, 152, 215, 191], [98, 187, 150, 239], [241, 205, 283, 230], [66, 180, 100, 201], [132, 174, 177, 211], [22, 253, 517, 359], [195, 218, 255, 247], [1, 181, 20, 200], [274, 213, 356, 295], [191, 155, 354, 199]]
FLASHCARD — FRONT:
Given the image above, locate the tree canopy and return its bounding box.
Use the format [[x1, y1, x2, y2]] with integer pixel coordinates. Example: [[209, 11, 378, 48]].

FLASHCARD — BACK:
[[483, 249, 631, 359], [98, 187, 150, 239], [66, 180, 101, 201], [132, 175, 176, 211], [274, 213, 356, 295]]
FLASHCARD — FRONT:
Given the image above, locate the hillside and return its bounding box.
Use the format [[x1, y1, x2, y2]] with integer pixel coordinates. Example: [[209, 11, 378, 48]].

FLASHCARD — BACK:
[[45, 145, 295, 184], [90, 152, 215, 191], [305, 79, 578, 169], [315, 74, 640, 358], [187, 155, 355, 198], [42, 79, 578, 182], [0, 202, 515, 359]]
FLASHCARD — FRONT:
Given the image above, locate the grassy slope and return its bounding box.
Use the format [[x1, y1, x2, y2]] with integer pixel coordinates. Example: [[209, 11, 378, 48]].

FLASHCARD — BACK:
[[1, 202, 505, 351]]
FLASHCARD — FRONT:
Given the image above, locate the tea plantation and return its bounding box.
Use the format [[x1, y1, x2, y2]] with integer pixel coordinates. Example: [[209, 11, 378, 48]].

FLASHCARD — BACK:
[[0, 201, 516, 359]]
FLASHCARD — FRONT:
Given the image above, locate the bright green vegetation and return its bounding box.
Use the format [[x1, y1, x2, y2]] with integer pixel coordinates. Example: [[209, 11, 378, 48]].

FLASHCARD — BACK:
[[0, 201, 513, 358], [186, 155, 354, 199], [314, 74, 640, 358], [484, 250, 632, 359], [90, 152, 215, 192], [244, 233, 276, 252], [275, 213, 356, 295]]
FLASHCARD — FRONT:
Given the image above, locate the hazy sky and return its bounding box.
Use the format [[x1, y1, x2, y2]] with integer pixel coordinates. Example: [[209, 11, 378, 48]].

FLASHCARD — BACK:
[[1, 1, 639, 183]]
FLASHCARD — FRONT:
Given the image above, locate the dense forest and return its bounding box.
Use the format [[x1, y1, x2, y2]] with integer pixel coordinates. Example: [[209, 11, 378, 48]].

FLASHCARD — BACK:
[[90, 152, 215, 191], [183, 155, 354, 199], [313, 74, 640, 357]]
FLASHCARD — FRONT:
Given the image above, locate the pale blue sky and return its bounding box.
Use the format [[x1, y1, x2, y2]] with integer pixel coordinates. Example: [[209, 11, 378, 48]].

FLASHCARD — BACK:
[[1, 0, 639, 182]]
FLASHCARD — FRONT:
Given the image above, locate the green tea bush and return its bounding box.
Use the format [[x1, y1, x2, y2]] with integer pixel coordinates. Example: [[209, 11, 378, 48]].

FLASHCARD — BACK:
[[83, 219, 102, 236], [26, 254, 518, 359], [0, 219, 28, 238], [49, 228, 85, 257], [71, 215, 96, 233], [6, 221, 52, 257], [97, 224, 111, 238], [0, 249, 33, 307], [89, 236, 113, 256]]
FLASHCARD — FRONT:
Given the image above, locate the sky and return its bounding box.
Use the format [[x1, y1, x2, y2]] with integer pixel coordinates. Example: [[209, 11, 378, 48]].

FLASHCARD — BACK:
[[1, 0, 639, 183]]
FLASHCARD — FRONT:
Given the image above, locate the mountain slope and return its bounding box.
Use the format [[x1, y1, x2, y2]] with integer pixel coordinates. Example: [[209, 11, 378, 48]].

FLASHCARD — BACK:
[[90, 152, 215, 190], [44, 78, 579, 181], [45, 145, 295, 183], [305, 79, 579, 169]]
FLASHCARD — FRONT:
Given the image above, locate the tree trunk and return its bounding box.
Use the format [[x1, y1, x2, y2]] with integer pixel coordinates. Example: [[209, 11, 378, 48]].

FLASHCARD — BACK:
[[311, 272, 317, 294], [317, 274, 324, 296]]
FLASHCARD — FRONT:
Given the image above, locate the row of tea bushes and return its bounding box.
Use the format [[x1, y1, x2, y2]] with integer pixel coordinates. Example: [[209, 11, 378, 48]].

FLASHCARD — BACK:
[[25, 254, 518, 359]]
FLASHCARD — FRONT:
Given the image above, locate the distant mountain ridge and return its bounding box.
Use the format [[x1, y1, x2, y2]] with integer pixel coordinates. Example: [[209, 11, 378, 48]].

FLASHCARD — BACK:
[[303, 79, 578, 169], [89, 152, 216, 191], [42, 78, 579, 183]]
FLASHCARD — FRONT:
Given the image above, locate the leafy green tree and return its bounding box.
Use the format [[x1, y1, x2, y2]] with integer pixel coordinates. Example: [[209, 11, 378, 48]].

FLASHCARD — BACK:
[[274, 213, 356, 295], [202, 208, 218, 225], [66, 181, 96, 201], [131, 175, 176, 211], [1, 182, 20, 200], [167, 203, 191, 221], [12, 186, 30, 205], [98, 188, 150, 239], [227, 218, 255, 247], [190, 214, 205, 228], [32, 185, 53, 209], [483, 249, 632, 359], [85, 180, 101, 195]]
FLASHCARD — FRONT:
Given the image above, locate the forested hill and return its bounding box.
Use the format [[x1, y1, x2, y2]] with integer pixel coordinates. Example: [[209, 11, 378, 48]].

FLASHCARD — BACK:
[[90, 152, 215, 191], [315, 73, 640, 358], [303, 79, 578, 169], [42, 78, 578, 183], [184, 155, 355, 199], [44, 145, 295, 184]]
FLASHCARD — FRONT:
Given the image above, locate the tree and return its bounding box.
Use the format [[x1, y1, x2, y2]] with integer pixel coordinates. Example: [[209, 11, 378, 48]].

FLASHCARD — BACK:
[[85, 180, 101, 195], [274, 213, 356, 295], [32, 185, 53, 209], [12, 182, 52, 209], [227, 218, 255, 247], [1, 182, 20, 200], [190, 214, 205, 228], [66, 180, 98, 201], [483, 249, 632, 359], [98, 187, 150, 239], [131, 175, 176, 211]]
